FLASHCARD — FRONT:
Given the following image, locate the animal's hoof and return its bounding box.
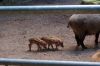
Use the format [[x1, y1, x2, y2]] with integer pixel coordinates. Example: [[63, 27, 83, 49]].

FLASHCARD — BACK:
[[95, 45, 99, 48], [55, 48, 58, 50], [28, 50, 31, 52], [94, 45, 99, 50], [81, 48, 84, 51], [74, 46, 80, 51], [47, 48, 50, 50], [81, 47, 88, 51], [84, 46, 88, 49]]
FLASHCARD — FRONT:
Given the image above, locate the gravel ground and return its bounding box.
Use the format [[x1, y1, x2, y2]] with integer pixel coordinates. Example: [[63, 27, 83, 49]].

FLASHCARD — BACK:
[[0, 0, 99, 63]]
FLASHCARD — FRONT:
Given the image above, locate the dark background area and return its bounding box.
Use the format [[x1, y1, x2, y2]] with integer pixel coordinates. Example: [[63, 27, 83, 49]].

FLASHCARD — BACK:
[[0, 0, 81, 5]]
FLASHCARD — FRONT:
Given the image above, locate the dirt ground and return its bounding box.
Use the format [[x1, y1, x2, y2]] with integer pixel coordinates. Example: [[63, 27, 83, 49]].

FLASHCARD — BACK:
[[0, 0, 99, 62]]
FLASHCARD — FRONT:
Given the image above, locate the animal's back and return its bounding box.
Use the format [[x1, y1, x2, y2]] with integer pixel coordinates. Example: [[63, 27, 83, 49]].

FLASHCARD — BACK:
[[29, 38, 46, 44], [41, 36, 61, 42], [69, 14, 100, 35]]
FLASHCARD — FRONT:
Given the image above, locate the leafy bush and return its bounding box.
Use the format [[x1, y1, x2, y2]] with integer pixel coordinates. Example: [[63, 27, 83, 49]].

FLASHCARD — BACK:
[[82, 0, 100, 4]]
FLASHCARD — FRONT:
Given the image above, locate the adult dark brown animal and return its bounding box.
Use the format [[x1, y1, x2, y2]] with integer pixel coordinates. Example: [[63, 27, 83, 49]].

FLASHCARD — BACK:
[[68, 14, 100, 50]]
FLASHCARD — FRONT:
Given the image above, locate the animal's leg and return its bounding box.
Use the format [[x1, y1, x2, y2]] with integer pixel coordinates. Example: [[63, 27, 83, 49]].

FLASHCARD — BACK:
[[50, 44, 54, 49], [75, 34, 87, 50], [37, 44, 42, 51], [95, 32, 99, 46], [79, 33, 87, 50], [43, 45, 47, 50], [48, 43, 54, 49], [28, 43, 32, 51], [95, 33, 99, 44], [48, 44, 50, 49], [55, 45, 58, 50], [75, 34, 81, 48]]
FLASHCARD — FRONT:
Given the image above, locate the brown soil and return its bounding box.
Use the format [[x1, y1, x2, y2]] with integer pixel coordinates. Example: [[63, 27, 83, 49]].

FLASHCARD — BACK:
[[0, 0, 99, 62]]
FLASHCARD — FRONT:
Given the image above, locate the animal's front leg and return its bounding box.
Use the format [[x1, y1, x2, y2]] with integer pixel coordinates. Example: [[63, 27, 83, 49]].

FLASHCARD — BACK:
[[95, 32, 99, 48], [37, 45, 42, 51], [55, 45, 58, 50], [75, 34, 81, 49], [75, 34, 87, 50], [79, 33, 87, 50], [50, 44, 54, 49]]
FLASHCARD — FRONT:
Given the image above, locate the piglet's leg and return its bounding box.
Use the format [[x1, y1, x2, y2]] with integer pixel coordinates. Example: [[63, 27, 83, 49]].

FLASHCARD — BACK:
[[95, 32, 99, 48], [28, 43, 32, 51]]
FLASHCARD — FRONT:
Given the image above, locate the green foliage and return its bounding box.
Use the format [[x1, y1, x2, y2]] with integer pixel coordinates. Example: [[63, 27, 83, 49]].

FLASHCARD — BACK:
[[82, 0, 100, 4]]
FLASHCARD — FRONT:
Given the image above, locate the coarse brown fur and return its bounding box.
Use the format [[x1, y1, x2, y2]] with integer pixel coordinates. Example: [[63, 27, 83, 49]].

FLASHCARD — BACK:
[[28, 38, 47, 51], [68, 14, 100, 50], [40, 36, 64, 49]]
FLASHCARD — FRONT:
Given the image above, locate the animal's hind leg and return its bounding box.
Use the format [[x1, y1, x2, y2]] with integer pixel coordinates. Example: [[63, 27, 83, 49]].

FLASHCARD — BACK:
[[28, 43, 32, 51], [95, 32, 99, 48], [48, 43, 54, 49], [55, 44, 58, 50], [37, 44, 42, 51], [43, 45, 47, 50]]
